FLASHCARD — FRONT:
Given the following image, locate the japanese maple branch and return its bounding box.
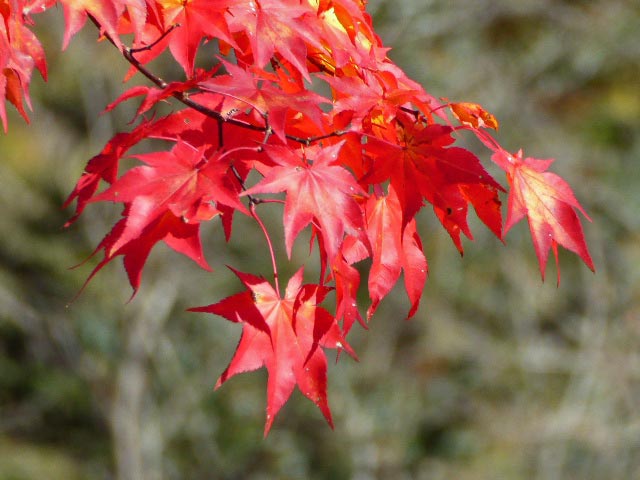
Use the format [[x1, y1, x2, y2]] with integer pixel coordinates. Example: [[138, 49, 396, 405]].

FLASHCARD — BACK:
[[86, 15, 261, 133], [122, 48, 268, 134], [88, 17, 352, 147]]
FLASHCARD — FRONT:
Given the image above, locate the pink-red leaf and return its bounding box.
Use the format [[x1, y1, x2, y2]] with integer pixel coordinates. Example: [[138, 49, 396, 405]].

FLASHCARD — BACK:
[[199, 60, 328, 141], [189, 268, 352, 435], [492, 149, 594, 281], [365, 185, 427, 320], [227, 0, 324, 80], [59, 0, 125, 49], [83, 207, 212, 295], [243, 141, 366, 262], [156, 0, 235, 76]]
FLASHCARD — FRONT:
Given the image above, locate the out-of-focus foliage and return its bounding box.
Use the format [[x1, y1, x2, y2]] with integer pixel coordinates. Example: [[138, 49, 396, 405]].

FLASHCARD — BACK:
[[1, 1, 638, 478]]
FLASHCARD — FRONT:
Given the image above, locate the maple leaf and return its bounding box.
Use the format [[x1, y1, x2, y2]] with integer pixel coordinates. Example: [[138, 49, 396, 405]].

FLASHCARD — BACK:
[[311, 0, 382, 72], [58, 0, 126, 49], [330, 234, 368, 334], [243, 141, 367, 262], [63, 126, 153, 226], [156, 0, 235, 76], [114, 0, 149, 42], [189, 267, 352, 435], [91, 140, 244, 233], [105, 65, 201, 111], [492, 149, 594, 282], [0, 66, 28, 129], [0, 0, 47, 130], [63, 109, 221, 226], [199, 60, 328, 141], [450, 102, 499, 130], [365, 184, 427, 319], [226, 0, 324, 80], [399, 216, 428, 318], [76, 140, 247, 291], [84, 206, 213, 294], [324, 70, 418, 130], [364, 119, 504, 252]]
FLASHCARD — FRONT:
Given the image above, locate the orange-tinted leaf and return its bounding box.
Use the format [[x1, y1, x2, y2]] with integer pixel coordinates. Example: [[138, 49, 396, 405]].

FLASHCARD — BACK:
[[450, 102, 499, 130]]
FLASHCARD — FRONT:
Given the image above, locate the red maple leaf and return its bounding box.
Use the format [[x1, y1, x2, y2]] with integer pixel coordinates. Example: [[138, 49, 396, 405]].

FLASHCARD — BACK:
[[0, 66, 28, 129], [226, 0, 324, 80], [59, 0, 127, 49], [79, 140, 245, 291], [92, 140, 243, 230], [63, 109, 223, 226], [63, 121, 157, 226], [243, 141, 367, 262], [84, 206, 213, 294], [199, 60, 328, 141], [0, 0, 48, 130], [103, 71, 212, 122], [330, 234, 368, 335], [324, 70, 418, 130], [156, 0, 235, 76], [189, 267, 353, 435], [492, 149, 594, 282], [364, 119, 503, 252], [365, 184, 427, 319]]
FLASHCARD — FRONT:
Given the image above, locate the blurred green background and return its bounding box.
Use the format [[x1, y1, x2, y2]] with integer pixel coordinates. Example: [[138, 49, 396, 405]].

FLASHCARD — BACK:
[[1, 1, 639, 478]]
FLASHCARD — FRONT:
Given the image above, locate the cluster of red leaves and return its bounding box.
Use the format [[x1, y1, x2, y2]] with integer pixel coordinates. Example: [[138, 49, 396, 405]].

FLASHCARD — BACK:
[[1, 0, 594, 435], [0, 0, 49, 130]]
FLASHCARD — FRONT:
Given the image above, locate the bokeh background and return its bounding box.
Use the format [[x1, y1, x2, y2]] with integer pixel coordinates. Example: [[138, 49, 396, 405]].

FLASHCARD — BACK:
[[1, 1, 639, 478]]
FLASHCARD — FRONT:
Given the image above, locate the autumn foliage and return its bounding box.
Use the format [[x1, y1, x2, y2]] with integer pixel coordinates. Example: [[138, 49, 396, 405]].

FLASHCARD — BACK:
[[1, 0, 594, 434]]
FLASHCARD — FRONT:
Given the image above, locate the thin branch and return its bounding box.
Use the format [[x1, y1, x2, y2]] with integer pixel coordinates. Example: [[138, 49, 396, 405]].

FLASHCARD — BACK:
[[124, 47, 266, 132], [88, 15, 350, 150], [287, 129, 349, 146], [129, 24, 180, 54], [122, 48, 168, 89]]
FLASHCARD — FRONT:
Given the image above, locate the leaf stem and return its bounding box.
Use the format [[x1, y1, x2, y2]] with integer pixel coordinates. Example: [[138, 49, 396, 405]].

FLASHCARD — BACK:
[[249, 202, 280, 297]]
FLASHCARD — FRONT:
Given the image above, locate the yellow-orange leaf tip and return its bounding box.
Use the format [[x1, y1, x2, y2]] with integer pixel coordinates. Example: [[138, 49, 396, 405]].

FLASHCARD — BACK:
[[450, 102, 499, 131]]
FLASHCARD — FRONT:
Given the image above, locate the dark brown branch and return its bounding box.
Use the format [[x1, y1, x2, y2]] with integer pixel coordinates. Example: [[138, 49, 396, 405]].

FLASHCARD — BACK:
[[287, 129, 349, 146], [124, 46, 267, 132], [129, 24, 180, 54]]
